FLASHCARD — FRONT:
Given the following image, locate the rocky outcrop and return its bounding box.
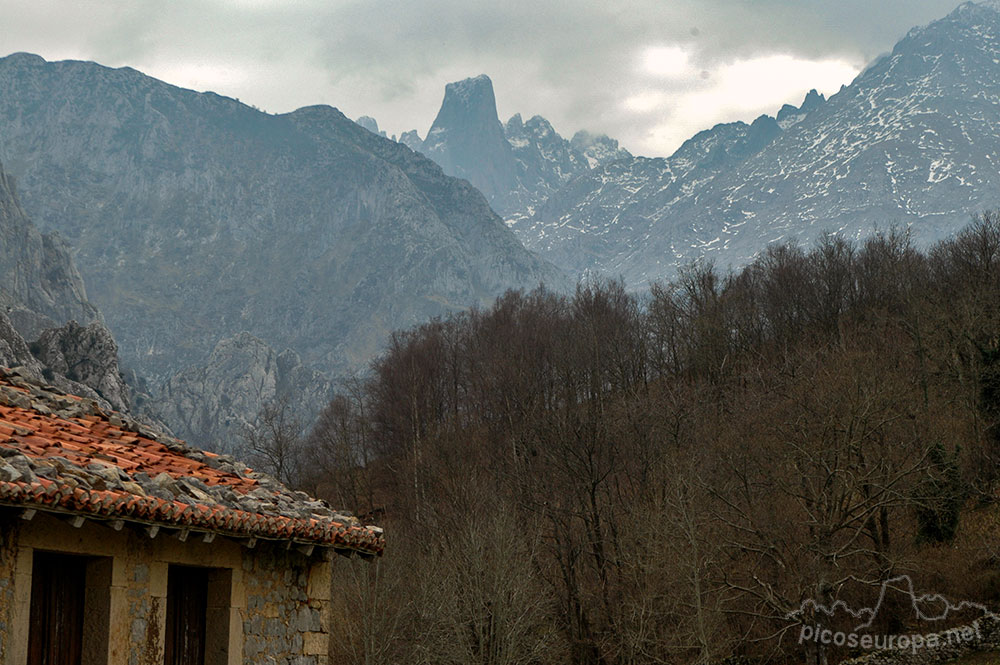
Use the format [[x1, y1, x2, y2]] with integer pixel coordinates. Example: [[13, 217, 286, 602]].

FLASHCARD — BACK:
[[355, 115, 387, 138], [0, 312, 139, 417], [397, 129, 424, 152], [776, 88, 826, 129], [0, 159, 98, 340], [0, 312, 43, 377], [151, 333, 333, 452], [31, 320, 130, 413]]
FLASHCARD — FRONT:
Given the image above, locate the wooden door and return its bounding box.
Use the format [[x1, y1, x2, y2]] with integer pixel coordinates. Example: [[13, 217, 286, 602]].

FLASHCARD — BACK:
[[164, 566, 208, 665], [28, 551, 86, 665]]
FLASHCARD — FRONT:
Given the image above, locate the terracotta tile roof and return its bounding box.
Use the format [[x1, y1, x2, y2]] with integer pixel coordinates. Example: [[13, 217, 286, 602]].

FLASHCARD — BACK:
[[0, 368, 383, 556]]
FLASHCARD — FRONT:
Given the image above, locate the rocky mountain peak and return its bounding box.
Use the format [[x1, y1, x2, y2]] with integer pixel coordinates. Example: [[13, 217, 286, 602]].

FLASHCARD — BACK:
[[31, 320, 131, 413], [355, 115, 387, 137], [800, 89, 826, 112], [421, 74, 519, 207], [397, 129, 423, 151], [400, 75, 633, 221], [440, 74, 496, 110], [426, 74, 503, 143], [569, 131, 631, 168], [776, 89, 826, 129]]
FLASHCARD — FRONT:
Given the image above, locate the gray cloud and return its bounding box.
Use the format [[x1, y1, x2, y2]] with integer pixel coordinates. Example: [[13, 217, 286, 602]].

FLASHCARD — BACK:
[[0, 0, 966, 155]]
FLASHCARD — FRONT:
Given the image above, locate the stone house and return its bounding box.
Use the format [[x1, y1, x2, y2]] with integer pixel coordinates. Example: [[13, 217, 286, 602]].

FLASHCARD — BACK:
[[0, 367, 384, 665]]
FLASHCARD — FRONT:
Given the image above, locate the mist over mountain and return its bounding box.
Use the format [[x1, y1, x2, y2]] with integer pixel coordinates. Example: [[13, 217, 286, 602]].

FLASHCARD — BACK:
[[0, 53, 564, 447], [518, 0, 1000, 283]]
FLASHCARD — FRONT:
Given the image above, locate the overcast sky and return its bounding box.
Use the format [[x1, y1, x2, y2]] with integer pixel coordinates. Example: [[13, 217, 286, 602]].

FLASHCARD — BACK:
[[0, 0, 963, 156]]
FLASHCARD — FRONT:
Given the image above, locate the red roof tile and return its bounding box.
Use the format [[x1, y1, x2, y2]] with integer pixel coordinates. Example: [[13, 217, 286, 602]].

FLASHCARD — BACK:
[[0, 368, 383, 556]]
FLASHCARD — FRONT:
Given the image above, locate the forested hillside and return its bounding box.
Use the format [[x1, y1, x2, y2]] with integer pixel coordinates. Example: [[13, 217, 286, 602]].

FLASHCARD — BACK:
[[288, 213, 1000, 665]]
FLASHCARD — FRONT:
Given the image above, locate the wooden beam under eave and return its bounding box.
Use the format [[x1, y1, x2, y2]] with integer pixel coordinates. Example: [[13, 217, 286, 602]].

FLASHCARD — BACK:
[[60, 514, 85, 528], [19, 508, 36, 521]]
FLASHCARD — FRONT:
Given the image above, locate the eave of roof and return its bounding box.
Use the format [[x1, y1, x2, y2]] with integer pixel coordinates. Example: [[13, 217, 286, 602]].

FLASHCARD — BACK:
[[0, 367, 384, 556]]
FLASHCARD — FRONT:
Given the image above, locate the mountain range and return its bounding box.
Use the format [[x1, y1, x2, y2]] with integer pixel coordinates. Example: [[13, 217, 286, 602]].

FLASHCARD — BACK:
[[521, 0, 1000, 284], [0, 53, 564, 447], [389, 1, 1000, 286], [2, 0, 1000, 448]]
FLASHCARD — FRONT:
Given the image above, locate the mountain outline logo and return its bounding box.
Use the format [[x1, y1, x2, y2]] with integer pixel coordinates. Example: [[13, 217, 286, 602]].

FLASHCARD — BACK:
[[786, 575, 996, 632]]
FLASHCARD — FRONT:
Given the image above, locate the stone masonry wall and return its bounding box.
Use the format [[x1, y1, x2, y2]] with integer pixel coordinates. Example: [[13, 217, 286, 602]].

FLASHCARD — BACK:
[[0, 512, 333, 665], [241, 546, 331, 665]]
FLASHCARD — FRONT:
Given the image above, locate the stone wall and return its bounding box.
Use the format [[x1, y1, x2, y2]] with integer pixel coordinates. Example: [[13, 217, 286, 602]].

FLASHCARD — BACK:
[[0, 510, 333, 665], [241, 547, 331, 665]]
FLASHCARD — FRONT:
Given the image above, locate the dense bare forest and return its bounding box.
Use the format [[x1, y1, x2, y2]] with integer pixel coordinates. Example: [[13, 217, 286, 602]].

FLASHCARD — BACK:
[[269, 214, 1000, 665]]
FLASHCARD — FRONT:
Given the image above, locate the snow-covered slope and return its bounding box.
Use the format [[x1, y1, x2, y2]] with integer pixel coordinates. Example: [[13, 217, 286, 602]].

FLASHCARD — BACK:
[[520, 0, 1000, 284]]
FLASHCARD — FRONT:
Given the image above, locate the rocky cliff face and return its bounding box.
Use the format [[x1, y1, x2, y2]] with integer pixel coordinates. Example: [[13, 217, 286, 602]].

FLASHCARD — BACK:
[[0, 312, 41, 375], [0, 313, 138, 417], [151, 332, 332, 451], [0, 54, 565, 390], [0, 158, 135, 415], [0, 161, 98, 340]]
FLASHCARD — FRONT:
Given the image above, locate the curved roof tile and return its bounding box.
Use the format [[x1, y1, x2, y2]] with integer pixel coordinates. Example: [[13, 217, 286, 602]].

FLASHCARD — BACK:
[[0, 368, 384, 556]]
